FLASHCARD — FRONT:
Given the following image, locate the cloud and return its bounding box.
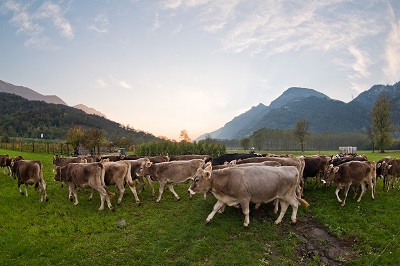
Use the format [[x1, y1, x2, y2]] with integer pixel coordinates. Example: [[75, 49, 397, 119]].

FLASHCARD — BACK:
[[1, 0, 74, 48], [118, 80, 132, 90], [384, 20, 400, 83], [96, 79, 108, 88], [89, 13, 109, 33]]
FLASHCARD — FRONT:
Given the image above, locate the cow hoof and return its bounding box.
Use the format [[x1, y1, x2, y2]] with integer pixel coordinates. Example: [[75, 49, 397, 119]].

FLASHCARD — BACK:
[[110, 207, 115, 212], [205, 219, 211, 224], [19, 192, 24, 196], [137, 202, 142, 206], [243, 223, 249, 227], [69, 198, 73, 202]]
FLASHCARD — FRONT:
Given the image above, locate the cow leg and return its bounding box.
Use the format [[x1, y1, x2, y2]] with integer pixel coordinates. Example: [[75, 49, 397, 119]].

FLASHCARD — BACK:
[[206, 200, 225, 224], [275, 200, 289, 224], [69, 186, 79, 205], [146, 175, 155, 197], [24, 184, 29, 197], [356, 183, 367, 203], [254, 203, 261, 210], [341, 185, 351, 206], [167, 184, 180, 201], [335, 186, 343, 203], [96, 187, 114, 211], [156, 181, 166, 203], [218, 204, 226, 214], [137, 175, 145, 194], [127, 182, 141, 206], [117, 185, 125, 205], [241, 201, 251, 227], [273, 199, 279, 214]]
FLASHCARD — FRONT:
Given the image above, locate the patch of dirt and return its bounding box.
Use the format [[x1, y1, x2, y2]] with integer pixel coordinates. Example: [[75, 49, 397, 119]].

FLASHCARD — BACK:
[[292, 215, 356, 265]]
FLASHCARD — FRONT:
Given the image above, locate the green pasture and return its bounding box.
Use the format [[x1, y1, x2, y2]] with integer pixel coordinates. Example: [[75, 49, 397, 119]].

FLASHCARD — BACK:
[[1, 149, 400, 265]]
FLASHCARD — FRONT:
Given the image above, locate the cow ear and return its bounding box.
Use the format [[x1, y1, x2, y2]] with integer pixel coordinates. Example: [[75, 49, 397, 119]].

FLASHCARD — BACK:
[[377, 163, 381, 168], [388, 165, 392, 169], [205, 171, 211, 180], [333, 167, 339, 173], [205, 164, 212, 172], [146, 161, 152, 167]]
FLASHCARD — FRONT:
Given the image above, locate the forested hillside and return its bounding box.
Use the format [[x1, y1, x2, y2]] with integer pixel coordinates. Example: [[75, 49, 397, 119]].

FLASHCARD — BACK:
[[0, 92, 159, 143]]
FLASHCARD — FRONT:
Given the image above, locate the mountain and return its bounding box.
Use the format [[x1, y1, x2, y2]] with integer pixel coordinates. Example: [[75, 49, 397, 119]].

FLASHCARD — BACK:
[[196, 87, 330, 140], [195, 82, 400, 141], [0, 80, 107, 117], [0, 80, 67, 105], [0, 92, 159, 143], [73, 104, 107, 118]]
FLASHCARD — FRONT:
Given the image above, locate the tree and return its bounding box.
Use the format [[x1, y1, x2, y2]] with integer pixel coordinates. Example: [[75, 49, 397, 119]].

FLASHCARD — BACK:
[[240, 138, 251, 151], [179, 129, 191, 142], [294, 119, 310, 152], [82, 128, 106, 155], [67, 126, 84, 155], [365, 126, 375, 153], [370, 93, 393, 153]]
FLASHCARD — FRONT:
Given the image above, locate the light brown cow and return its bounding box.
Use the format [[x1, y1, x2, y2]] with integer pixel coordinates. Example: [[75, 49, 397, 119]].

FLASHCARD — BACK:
[[102, 161, 141, 205], [126, 157, 154, 196], [322, 161, 376, 206], [236, 156, 306, 193], [11, 159, 48, 202], [188, 164, 309, 226], [54, 162, 114, 211], [137, 159, 205, 202]]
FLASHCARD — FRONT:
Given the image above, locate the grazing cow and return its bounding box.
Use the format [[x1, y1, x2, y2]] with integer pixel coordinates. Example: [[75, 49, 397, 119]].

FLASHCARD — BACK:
[[0, 154, 9, 174], [53, 155, 87, 167], [302, 155, 330, 187], [137, 159, 205, 203], [147, 155, 170, 163], [102, 160, 141, 205], [54, 162, 114, 211], [11, 159, 48, 202], [188, 164, 309, 226], [380, 158, 400, 191], [329, 154, 368, 166], [322, 161, 376, 206], [169, 155, 212, 161], [206, 153, 262, 166]]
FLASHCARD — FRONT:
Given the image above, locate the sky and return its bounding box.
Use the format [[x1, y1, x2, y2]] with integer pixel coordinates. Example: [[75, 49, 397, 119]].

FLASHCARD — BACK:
[[1, 0, 399, 141]]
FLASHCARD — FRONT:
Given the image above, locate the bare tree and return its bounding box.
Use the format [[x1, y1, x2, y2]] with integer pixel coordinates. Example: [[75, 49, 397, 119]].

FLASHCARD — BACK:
[[370, 92, 393, 153], [294, 119, 310, 152], [179, 129, 191, 142]]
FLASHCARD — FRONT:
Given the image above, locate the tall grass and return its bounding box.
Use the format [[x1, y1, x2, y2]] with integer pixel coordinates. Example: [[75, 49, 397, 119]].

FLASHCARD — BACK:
[[1, 149, 400, 265]]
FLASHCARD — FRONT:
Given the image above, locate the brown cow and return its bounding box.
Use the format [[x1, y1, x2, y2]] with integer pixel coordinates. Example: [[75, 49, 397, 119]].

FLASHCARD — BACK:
[[54, 162, 114, 211], [53, 155, 87, 167], [11, 159, 48, 202], [0, 154, 9, 174], [102, 161, 141, 205], [303, 155, 330, 188], [322, 161, 376, 206], [137, 159, 205, 202], [380, 158, 400, 191], [188, 163, 308, 226]]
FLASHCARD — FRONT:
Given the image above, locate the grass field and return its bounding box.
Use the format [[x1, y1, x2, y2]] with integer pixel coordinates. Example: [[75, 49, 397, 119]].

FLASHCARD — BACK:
[[1, 149, 400, 265]]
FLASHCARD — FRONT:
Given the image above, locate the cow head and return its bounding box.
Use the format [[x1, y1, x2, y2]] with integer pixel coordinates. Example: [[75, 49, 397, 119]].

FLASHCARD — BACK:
[[321, 164, 339, 184], [188, 164, 212, 196]]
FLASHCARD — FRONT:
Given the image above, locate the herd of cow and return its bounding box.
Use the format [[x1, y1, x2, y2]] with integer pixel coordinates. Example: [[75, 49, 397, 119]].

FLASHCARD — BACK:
[[0, 152, 399, 226]]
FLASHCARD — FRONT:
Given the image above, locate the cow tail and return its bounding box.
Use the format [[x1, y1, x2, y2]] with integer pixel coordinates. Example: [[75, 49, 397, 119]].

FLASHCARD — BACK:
[[125, 162, 135, 187], [295, 167, 309, 207], [98, 163, 115, 198]]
